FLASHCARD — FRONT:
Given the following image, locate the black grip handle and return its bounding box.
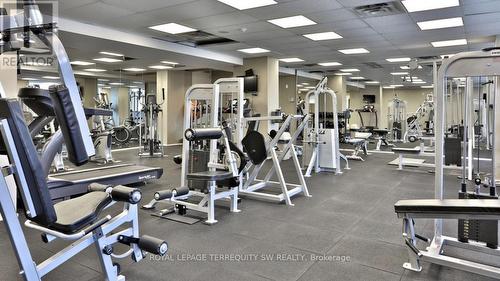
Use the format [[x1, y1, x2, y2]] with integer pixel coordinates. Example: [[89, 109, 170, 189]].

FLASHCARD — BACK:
[[162, 88, 165, 101], [111, 186, 142, 204], [138, 235, 168, 256], [483, 47, 500, 52], [88, 183, 111, 193], [185, 128, 223, 141]]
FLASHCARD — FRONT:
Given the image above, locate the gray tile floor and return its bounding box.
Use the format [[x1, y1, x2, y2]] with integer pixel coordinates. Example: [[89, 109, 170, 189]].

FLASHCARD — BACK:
[[0, 145, 497, 281]]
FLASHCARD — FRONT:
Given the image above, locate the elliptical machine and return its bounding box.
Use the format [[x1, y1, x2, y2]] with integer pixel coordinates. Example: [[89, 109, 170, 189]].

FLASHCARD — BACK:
[[139, 89, 165, 157]]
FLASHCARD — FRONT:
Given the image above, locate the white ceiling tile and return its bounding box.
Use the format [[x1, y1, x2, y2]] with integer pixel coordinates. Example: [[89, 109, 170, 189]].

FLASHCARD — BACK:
[[183, 12, 257, 29], [242, 0, 342, 20]]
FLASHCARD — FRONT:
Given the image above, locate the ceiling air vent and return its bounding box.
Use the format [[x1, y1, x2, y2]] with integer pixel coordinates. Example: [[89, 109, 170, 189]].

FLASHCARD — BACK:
[[353, 1, 406, 18], [153, 30, 236, 47], [363, 62, 383, 69]]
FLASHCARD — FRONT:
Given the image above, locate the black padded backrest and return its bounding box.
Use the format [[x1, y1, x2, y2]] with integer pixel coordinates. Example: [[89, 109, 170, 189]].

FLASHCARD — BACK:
[[242, 131, 267, 165], [0, 99, 57, 226], [48, 85, 89, 166]]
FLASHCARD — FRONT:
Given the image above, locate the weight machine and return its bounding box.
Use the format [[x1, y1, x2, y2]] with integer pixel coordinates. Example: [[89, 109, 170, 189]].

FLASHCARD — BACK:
[[302, 77, 348, 176], [388, 97, 407, 142], [138, 89, 165, 157]]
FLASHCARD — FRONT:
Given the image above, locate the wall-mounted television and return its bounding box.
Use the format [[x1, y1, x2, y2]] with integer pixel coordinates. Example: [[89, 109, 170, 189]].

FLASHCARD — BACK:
[[243, 75, 258, 94], [363, 94, 375, 104]]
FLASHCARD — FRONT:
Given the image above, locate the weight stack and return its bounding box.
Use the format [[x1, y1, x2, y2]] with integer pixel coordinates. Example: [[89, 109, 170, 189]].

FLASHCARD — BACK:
[[458, 192, 499, 249]]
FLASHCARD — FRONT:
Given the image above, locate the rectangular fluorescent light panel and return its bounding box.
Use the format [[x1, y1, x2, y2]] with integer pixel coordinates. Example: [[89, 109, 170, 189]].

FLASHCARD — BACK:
[[303, 31, 342, 41], [99, 51, 123, 57], [350, 77, 365, 80], [216, 0, 276, 10], [390, 84, 404, 87], [340, 68, 359, 72], [431, 39, 467, 47], [339, 48, 369, 54], [149, 23, 197, 34], [123, 68, 146, 72], [318, 62, 342, 66], [279, 58, 304, 63], [417, 17, 463, 30], [412, 81, 427, 84], [84, 68, 107, 72], [238, 48, 270, 54], [402, 0, 459, 12], [421, 85, 434, 88], [365, 81, 379, 84], [400, 65, 422, 69], [334, 72, 351, 76], [43, 76, 59, 80], [93, 58, 122, 63], [161, 61, 178, 65], [391, 72, 409, 75], [71, 61, 95, 66], [383, 86, 395, 89], [149, 65, 173, 70], [268, 15, 316, 28], [386, 57, 411, 62], [109, 82, 124, 86]]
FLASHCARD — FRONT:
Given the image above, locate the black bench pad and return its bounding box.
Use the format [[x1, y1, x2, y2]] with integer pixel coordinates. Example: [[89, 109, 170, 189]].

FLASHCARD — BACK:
[[395, 199, 500, 216], [51, 192, 112, 234], [187, 170, 234, 181], [392, 147, 421, 154]]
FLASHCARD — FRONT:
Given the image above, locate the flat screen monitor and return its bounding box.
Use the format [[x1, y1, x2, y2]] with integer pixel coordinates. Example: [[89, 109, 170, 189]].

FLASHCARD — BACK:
[[243, 76, 258, 93], [363, 94, 375, 104]]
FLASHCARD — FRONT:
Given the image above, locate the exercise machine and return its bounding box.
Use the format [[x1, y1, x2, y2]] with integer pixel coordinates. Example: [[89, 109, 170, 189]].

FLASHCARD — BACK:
[[395, 48, 500, 279], [0, 3, 167, 279], [139, 89, 165, 157], [405, 94, 434, 142], [388, 97, 407, 142], [303, 77, 348, 176]]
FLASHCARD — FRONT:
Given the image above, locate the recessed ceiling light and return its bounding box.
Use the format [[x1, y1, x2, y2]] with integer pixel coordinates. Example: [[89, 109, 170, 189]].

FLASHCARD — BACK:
[[365, 81, 379, 84], [149, 23, 197, 34], [383, 86, 396, 89], [99, 51, 123, 57], [350, 77, 365, 80], [22, 77, 38, 81], [400, 65, 422, 69], [334, 72, 351, 76], [279, 58, 304, 63], [412, 81, 427, 84], [123, 68, 146, 72], [417, 17, 463, 30], [421, 85, 434, 88], [303, 31, 342, 41], [132, 81, 143, 84], [216, 0, 276, 10], [301, 83, 310, 85], [43, 76, 59, 80], [297, 84, 303, 87], [305, 86, 316, 89], [338, 48, 369, 54], [71, 61, 95, 66], [340, 68, 359, 72], [402, 0, 459, 12], [431, 39, 467, 47], [238, 47, 270, 54], [318, 62, 342, 66], [109, 82, 124, 86], [390, 84, 404, 87], [84, 68, 107, 72], [149, 65, 173, 69], [161, 61, 179, 65], [93, 57, 122, 63], [98, 79, 110, 82], [268, 15, 316, 28], [391, 72, 409, 75], [386, 57, 411, 62]]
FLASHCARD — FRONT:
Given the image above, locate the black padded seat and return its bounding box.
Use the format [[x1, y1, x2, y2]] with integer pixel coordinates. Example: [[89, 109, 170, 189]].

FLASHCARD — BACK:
[[186, 171, 234, 181], [373, 129, 389, 134], [50, 192, 112, 234], [395, 199, 500, 217], [392, 147, 421, 154]]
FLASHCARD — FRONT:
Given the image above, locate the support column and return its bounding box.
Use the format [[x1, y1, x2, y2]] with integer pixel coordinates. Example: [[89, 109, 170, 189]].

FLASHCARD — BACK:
[[379, 86, 385, 129], [327, 75, 347, 111], [234, 57, 279, 133]]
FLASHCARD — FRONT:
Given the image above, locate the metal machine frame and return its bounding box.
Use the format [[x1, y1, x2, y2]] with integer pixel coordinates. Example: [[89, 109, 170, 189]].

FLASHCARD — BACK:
[[303, 77, 347, 177], [399, 48, 500, 278], [388, 97, 408, 143]]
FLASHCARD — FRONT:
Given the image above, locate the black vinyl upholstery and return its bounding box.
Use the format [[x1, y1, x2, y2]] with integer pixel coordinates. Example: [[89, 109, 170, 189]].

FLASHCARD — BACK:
[[242, 131, 267, 165], [395, 199, 500, 216], [0, 99, 57, 226], [48, 85, 88, 166], [392, 147, 421, 154], [51, 192, 112, 234], [186, 170, 234, 181]]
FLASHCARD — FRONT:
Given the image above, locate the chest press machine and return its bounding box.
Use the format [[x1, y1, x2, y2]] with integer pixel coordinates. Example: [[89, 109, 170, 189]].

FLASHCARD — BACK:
[[395, 48, 500, 279], [143, 81, 243, 224]]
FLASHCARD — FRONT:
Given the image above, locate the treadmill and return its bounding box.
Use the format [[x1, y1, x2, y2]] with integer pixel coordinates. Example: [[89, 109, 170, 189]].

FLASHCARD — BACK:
[[19, 87, 163, 200]]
